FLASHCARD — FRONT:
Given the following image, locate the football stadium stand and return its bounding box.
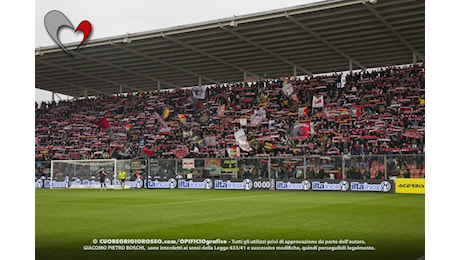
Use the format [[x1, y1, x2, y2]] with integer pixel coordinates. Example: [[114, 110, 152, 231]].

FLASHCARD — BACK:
[[36, 64, 424, 163], [35, 0, 425, 180]]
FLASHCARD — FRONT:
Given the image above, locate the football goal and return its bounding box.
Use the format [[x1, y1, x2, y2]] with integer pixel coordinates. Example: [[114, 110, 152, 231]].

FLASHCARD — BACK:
[[50, 159, 117, 189]]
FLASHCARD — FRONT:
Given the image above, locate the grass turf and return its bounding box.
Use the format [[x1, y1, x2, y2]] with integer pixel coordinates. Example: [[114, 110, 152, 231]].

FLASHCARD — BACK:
[[35, 189, 424, 260]]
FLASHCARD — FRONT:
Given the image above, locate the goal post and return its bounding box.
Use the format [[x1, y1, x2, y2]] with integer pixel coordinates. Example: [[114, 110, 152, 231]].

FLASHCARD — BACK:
[[50, 159, 117, 189]]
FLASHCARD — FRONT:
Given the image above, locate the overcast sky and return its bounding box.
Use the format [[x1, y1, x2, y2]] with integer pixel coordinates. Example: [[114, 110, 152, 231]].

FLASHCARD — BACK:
[[35, 0, 322, 102], [36, 0, 321, 47]]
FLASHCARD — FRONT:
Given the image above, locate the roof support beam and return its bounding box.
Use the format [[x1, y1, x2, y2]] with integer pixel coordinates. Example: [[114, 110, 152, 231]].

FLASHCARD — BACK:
[[286, 15, 367, 71], [363, 2, 424, 62], [72, 52, 179, 89], [37, 59, 118, 86], [112, 43, 221, 86], [220, 26, 313, 76], [162, 34, 260, 79], [36, 60, 139, 95]]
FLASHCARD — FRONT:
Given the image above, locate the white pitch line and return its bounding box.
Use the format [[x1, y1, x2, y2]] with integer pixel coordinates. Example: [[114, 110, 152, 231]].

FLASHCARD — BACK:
[[138, 193, 282, 207]]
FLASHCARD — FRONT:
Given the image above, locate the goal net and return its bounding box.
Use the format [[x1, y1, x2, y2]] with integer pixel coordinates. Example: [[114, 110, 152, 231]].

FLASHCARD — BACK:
[[50, 159, 117, 189]]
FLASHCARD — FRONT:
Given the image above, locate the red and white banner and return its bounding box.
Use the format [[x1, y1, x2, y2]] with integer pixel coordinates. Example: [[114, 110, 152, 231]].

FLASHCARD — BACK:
[[298, 107, 308, 117], [235, 129, 252, 151], [182, 158, 195, 169], [292, 122, 311, 139], [312, 96, 324, 108], [226, 147, 240, 157]]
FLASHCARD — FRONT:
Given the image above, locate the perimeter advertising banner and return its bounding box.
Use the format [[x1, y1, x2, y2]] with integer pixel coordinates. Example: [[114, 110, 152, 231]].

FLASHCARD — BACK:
[[395, 178, 425, 194], [36, 177, 395, 193], [274, 179, 394, 193]]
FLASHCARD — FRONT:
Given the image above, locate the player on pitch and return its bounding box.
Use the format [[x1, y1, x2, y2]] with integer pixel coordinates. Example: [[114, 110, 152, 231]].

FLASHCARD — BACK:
[[98, 167, 107, 191], [118, 169, 127, 190]]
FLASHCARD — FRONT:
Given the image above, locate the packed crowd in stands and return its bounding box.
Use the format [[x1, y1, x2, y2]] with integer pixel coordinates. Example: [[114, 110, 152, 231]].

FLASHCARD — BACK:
[[35, 64, 425, 166]]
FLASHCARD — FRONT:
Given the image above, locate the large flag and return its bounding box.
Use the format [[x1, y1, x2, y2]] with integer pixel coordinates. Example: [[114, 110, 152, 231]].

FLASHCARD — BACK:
[[95, 117, 115, 139], [162, 108, 171, 120], [282, 79, 299, 102], [173, 147, 190, 158], [192, 85, 207, 100], [298, 107, 308, 117], [226, 147, 241, 157], [292, 122, 311, 139], [141, 147, 154, 157], [282, 80, 294, 97], [250, 108, 266, 126], [221, 93, 237, 110], [95, 117, 110, 129], [235, 129, 252, 151], [312, 96, 324, 108]]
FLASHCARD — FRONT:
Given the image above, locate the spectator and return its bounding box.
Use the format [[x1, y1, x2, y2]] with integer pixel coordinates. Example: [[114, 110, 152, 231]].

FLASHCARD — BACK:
[[35, 64, 425, 161]]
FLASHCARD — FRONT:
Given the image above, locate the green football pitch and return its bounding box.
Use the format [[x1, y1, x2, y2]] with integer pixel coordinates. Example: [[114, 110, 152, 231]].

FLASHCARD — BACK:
[[35, 189, 424, 260]]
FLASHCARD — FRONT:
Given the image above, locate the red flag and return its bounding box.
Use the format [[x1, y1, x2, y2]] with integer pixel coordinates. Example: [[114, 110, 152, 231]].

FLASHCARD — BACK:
[[301, 123, 310, 137], [95, 117, 110, 129], [141, 147, 154, 157], [173, 148, 190, 158]]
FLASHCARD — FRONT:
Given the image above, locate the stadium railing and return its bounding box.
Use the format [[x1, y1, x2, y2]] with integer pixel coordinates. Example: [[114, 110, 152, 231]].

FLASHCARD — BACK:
[[35, 154, 424, 185]]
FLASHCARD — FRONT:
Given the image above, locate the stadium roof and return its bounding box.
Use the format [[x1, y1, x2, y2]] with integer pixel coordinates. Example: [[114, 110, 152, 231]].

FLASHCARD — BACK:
[[35, 0, 425, 98]]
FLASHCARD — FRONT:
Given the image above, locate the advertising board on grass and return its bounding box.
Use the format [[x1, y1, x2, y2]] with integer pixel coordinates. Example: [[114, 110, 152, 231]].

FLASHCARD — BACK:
[[36, 177, 395, 193], [274, 179, 394, 193], [395, 178, 425, 194]]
